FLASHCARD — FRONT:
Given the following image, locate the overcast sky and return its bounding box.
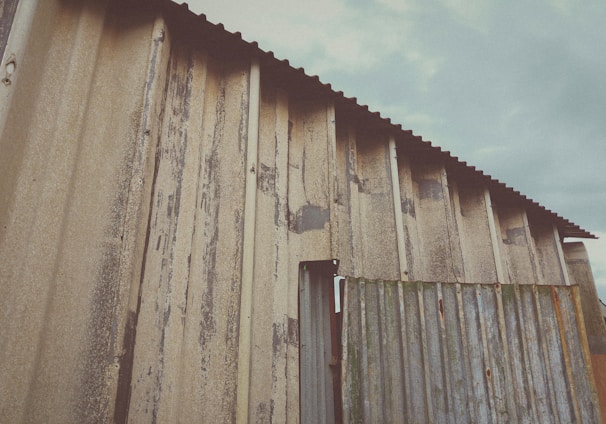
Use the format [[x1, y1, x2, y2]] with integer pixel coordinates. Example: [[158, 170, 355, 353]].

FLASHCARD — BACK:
[[183, 0, 606, 298]]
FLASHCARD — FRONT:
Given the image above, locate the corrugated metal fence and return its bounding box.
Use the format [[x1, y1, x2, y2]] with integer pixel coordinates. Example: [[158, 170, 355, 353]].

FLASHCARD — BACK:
[[342, 278, 600, 423]]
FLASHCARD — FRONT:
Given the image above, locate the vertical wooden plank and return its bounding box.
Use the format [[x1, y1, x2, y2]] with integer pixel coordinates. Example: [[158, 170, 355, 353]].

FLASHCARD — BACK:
[[333, 124, 361, 277], [383, 281, 406, 421], [129, 50, 250, 423], [532, 285, 562, 424], [553, 225, 571, 285], [352, 131, 400, 280], [475, 284, 498, 423], [564, 286, 601, 423], [494, 205, 537, 284], [495, 284, 520, 422], [450, 181, 498, 283], [271, 88, 293, 423], [424, 283, 448, 421], [285, 96, 334, 422], [516, 286, 540, 421], [248, 78, 292, 422], [410, 159, 463, 282], [485, 189, 507, 284], [537, 286, 575, 422], [418, 282, 435, 423], [463, 284, 490, 422], [327, 103, 339, 261], [404, 281, 427, 420], [131, 42, 210, 423], [389, 136, 409, 281], [522, 210, 543, 284], [397, 154, 422, 281]]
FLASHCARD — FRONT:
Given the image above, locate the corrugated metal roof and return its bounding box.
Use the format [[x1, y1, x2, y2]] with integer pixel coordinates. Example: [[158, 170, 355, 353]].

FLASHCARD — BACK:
[[169, 0, 594, 239], [342, 278, 601, 423]]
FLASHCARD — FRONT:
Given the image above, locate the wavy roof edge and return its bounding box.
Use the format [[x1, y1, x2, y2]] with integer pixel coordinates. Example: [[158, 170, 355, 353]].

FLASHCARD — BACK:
[[167, 1, 594, 239]]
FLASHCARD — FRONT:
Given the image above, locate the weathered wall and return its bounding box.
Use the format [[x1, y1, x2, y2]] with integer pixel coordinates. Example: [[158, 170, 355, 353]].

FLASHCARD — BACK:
[[0, 0, 599, 422]]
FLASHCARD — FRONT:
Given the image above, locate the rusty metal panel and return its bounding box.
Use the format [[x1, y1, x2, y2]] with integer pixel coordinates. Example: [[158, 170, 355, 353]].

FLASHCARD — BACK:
[[342, 278, 601, 423]]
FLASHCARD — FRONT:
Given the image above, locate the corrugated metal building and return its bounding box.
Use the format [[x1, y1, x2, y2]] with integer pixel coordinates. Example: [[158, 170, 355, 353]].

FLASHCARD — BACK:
[[0, 0, 604, 422]]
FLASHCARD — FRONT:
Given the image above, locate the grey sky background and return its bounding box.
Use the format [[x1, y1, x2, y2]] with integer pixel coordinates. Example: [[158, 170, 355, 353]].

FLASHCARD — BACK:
[[183, 0, 606, 297]]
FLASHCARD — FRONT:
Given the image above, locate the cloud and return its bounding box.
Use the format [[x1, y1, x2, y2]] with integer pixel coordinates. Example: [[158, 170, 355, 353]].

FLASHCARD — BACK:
[[438, 0, 495, 31], [374, 0, 417, 14], [472, 145, 508, 160]]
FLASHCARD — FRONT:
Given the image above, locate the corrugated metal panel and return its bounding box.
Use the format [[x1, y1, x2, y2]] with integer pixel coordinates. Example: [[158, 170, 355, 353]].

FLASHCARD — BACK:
[[299, 262, 339, 424], [342, 278, 601, 423]]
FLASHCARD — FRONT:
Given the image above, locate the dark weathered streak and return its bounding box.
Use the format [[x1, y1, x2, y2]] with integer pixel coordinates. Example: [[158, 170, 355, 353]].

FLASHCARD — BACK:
[[150, 44, 196, 424], [0, 0, 18, 63], [113, 24, 167, 420], [288, 204, 330, 234], [114, 311, 137, 424], [504, 227, 527, 246], [114, 132, 164, 423], [198, 79, 225, 366], [417, 179, 443, 201], [401, 198, 415, 217], [258, 162, 276, 194]]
